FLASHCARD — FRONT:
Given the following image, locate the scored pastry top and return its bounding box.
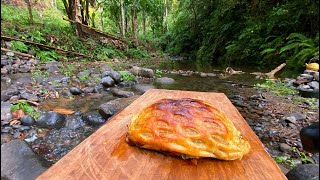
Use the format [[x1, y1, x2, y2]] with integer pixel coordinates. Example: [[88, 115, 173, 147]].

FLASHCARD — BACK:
[[126, 98, 250, 160]]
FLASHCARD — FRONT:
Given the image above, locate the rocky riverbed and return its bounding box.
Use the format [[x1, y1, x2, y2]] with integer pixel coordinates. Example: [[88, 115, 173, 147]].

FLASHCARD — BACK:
[[1, 52, 319, 179]]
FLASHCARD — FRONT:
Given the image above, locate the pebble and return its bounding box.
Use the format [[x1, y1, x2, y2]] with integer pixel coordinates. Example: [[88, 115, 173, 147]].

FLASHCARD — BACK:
[[279, 143, 292, 153]]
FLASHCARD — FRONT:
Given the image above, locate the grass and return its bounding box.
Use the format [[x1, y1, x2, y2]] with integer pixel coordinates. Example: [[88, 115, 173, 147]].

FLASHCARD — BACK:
[[255, 79, 298, 96]]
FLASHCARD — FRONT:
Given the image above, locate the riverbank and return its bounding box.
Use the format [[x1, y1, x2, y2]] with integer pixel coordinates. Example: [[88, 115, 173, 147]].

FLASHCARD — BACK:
[[1, 51, 319, 179]]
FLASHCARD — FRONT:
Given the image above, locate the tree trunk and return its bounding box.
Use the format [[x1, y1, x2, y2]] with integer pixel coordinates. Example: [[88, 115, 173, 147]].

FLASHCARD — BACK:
[[164, 0, 168, 32], [131, 8, 138, 39], [85, 0, 89, 25], [100, 7, 104, 31], [142, 10, 146, 35], [24, 0, 33, 24], [120, 0, 125, 36]]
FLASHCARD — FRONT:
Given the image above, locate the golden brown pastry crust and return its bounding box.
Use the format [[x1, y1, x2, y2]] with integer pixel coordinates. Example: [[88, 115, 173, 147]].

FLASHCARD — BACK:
[[126, 98, 250, 160]]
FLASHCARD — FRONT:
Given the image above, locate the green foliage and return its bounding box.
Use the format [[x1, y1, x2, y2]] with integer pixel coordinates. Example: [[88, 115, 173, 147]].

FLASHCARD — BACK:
[[291, 147, 314, 164], [164, 0, 319, 69], [155, 69, 162, 77], [255, 79, 298, 96], [36, 50, 60, 62], [273, 156, 295, 168], [119, 71, 136, 81], [60, 64, 76, 77], [11, 41, 29, 52], [31, 68, 49, 83], [11, 100, 34, 113], [124, 48, 151, 59]]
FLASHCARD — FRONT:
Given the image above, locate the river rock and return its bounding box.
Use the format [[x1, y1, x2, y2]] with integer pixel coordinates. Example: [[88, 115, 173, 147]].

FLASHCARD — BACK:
[[6, 52, 14, 57], [1, 140, 48, 180], [300, 74, 314, 81], [70, 87, 82, 95], [118, 81, 136, 87], [100, 64, 113, 72], [18, 65, 31, 73], [20, 115, 35, 126], [1, 134, 13, 144], [300, 122, 319, 153], [156, 77, 175, 84], [286, 164, 319, 180], [65, 115, 85, 130], [101, 76, 115, 87], [102, 71, 121, 82], [130, 66, 154, 78], [61, 90, 73, 97], [36, 111, 66, 129], [308, 81, 319, 90], [314, 72, 319, 81], [1, 88, 19, 101], [77, 70, 90, 79], [200, 73, 207, 77], [98, 95, 140, 119], [285, 113, 306, 123], [82, 111, 106, 126], [134, 84, 155, 94], [20, 92, 38, 101], [1, 102, 12, 122], [45, 61, 60, 73], [110, 88, 134, 98], [279, 143, 291, 153]]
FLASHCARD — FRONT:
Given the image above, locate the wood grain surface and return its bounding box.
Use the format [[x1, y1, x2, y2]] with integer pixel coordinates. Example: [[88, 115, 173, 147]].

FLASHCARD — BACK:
[[37, 89, 287, 180]]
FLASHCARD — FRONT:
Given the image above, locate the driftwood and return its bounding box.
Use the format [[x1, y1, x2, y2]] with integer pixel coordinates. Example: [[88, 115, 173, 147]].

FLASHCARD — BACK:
[[225, 67, 245, 75], [1, 47, 34, 58], [1, 35, 91, 58], [251, 63, 286, 79]]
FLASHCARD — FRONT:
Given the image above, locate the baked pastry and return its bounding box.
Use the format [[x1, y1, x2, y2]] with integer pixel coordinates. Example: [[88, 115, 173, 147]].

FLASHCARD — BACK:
[[126, 98, 250, 160]]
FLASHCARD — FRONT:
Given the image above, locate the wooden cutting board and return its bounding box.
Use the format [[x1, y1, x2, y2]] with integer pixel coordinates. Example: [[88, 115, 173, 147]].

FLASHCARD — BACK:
[[37, 89, 287, 180]]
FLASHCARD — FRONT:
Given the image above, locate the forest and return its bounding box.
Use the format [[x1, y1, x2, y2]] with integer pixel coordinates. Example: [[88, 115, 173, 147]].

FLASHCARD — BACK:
[[1, 0, 319, 70]]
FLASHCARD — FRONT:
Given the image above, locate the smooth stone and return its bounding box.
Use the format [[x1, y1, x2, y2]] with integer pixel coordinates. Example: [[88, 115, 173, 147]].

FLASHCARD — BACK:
[[18, 65, 31, 73], [101, 76, 115, 87], [284, 113, 306, 124], [308, 81, 319, 90], [130, 66, 154, 78], [65, 115, 85, 130], [286, 164, 319, 180], [200, 73, 207, 77], [300, 122, 319, 153], [303, 69, 317, 75], [314, 72, 319, 81], [82, 111, 106, 126], [118, 81, 136, 87], [83, 87, 95, 93], [20, 92, 38, 101], [110, 88, 134, 98], [20, 115, 35, 126], [98, 95, 140, 119], [134, 84, 155, 94], [100, 64, 113, 72], [6, 52, 14, 57], [156, 77, 175, 84], [70, 87, 82, 95], [36, 111, 66, 129], [102, 71, 121, 82], [77, 71, 90, 78], [1, 102, 12, 121], [1, 140, 48, 180], [1, 134, 13, 144], [279, 143, 292, 153], [1, 88, 19, 101]]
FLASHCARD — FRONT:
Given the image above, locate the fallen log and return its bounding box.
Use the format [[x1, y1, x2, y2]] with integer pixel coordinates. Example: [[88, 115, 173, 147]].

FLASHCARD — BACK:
[[1, 35, 91, 58], [62, 18, 129, 43], [251, 63, 286, 79], [1, 47, 34, 58]]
